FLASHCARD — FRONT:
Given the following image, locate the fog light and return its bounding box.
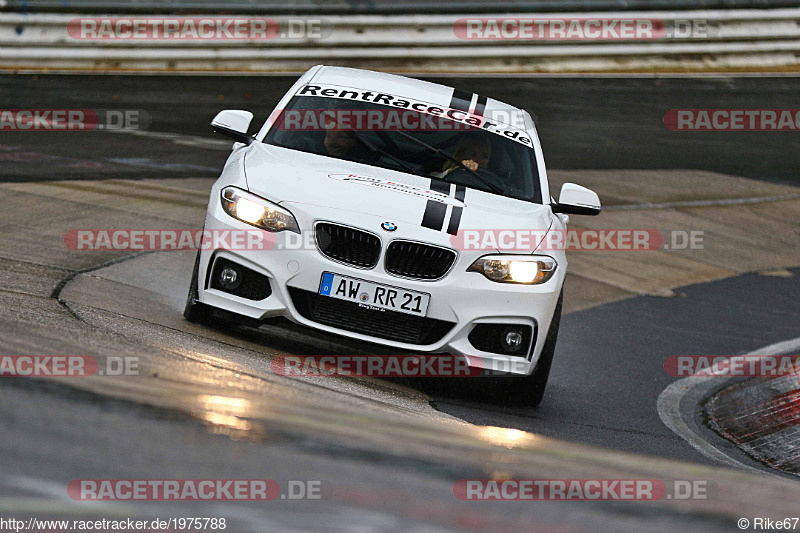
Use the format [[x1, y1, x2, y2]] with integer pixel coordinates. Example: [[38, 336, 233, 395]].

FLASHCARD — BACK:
[[503, 329, 524, 352], [468, 323, 534, 356], [219, 266, 241, 290]]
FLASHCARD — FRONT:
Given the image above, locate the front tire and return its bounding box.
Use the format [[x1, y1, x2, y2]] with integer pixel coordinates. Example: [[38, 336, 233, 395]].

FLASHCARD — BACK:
[[519, 290, 563, 407], [478, 290, 563, 407], [183, 251, 213, 324]]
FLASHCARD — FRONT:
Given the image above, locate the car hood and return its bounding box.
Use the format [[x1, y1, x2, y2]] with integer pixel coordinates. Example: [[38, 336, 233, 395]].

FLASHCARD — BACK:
[[245, 143, 553, 250]]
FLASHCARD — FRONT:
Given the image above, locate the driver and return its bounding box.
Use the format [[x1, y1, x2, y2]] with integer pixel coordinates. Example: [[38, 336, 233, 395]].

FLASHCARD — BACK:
[[318, 114, 370, 160], [323, 128, 358, 158], [291, 110, 375, 162], [434, 132, 491, 178]]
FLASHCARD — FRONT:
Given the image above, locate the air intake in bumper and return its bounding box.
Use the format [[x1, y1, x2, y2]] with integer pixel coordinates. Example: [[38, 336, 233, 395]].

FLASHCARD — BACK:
[[288, 287, 454, 345]]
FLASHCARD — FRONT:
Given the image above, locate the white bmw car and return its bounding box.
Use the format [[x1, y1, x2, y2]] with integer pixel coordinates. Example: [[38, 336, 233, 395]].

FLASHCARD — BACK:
[[185, 65, 600, 404]]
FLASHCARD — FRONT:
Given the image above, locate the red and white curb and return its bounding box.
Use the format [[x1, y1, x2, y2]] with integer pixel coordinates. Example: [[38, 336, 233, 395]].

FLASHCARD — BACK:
[[657, 336, 800, 474]]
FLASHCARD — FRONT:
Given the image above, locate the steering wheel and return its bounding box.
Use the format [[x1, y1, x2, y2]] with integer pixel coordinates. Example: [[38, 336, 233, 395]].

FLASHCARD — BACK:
[[447, 167, 502, 192]]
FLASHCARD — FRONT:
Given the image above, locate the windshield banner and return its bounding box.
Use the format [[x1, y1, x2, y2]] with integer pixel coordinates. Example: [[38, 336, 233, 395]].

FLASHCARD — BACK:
[[280, 84, 533, 147]]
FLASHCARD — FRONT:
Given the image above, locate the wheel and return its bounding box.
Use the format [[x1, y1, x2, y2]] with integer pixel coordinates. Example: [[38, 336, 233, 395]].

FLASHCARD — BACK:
[[517, 289, 563, 407], [183, 251, 213, 324], [490, 290, 564, 407], [475, 290, 563, 407], [519, 289, 564, 407]]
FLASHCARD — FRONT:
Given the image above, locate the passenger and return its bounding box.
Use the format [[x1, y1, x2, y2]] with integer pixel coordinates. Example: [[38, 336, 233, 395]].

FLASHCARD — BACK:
[[434, 133, 491, 178]]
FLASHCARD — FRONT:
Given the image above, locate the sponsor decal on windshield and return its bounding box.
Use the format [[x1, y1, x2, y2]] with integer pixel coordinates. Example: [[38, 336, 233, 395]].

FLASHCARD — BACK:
[[294, 84, 533, 147]]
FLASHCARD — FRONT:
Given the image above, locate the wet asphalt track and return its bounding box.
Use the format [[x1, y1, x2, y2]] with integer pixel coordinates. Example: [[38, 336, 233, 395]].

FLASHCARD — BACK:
[[2, 74, 800, 530], [432, 268, 800, 466]]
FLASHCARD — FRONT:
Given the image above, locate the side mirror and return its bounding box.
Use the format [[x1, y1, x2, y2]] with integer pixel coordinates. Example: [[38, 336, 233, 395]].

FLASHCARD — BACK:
[[211, 110, 255, 145], [553, 183, 601, 216]]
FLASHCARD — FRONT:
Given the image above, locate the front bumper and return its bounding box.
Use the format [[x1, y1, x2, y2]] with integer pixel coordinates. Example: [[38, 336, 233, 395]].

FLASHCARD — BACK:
[[198, 198, 564, 376]]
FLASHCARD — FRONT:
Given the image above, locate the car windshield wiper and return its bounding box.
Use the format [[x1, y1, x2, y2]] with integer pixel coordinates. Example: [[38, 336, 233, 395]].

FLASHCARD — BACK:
[[347, 130, 426, 177], [391, 130, 504, 195]]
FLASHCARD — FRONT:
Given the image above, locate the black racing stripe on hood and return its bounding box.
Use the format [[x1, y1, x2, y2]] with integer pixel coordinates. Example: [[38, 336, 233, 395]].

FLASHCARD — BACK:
[[445, 185, 466, 235], [421, 200, 447, 231], [446, 206, 463, 236]]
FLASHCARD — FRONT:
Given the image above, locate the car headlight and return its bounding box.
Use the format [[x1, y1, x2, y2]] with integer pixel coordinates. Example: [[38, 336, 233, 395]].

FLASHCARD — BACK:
[[467, 255, 557, 284], [220, 186, 300, 234]]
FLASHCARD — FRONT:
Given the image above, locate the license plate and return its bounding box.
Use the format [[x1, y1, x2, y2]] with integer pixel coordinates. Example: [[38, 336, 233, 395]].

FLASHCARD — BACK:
[[318, 272, 430, 317]]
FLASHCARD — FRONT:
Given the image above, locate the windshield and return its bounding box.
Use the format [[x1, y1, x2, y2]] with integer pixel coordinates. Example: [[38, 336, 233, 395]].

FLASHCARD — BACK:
[[263, 95, 542, 203]]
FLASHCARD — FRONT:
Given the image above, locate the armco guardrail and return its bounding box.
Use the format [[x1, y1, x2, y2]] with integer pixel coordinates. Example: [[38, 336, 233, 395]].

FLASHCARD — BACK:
[[1, 10, 800, 73], [5, 0, 800, 14]]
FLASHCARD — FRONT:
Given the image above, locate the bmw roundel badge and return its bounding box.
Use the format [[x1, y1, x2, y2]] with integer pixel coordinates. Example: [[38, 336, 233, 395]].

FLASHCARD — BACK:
[[381, 222, 397, 232]]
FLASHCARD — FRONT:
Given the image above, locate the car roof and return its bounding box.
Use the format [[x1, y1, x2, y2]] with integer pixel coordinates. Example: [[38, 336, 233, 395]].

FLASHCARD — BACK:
[[308, 65, 533, 131]]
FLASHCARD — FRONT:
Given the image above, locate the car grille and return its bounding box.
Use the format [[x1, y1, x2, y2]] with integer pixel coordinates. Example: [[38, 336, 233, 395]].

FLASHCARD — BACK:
[[385, 241, 457, 280], [288, 287, 454, 345], [315, 223, 381, 269]]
